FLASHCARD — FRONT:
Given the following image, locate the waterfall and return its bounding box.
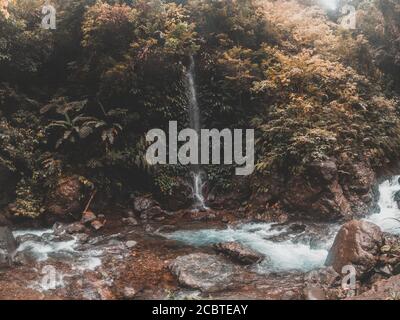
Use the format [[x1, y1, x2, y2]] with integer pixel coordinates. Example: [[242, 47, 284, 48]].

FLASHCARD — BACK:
[[185, 56, 207, 211], [367, 176, 400, 234]]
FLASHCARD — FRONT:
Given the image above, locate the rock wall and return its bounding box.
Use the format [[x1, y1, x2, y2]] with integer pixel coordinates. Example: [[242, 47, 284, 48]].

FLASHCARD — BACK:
[[240, 160, 379, 222]]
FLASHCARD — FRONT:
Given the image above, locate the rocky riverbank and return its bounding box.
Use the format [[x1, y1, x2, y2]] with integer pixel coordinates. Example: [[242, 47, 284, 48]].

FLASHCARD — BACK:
[[1, 168, 400, 300], [0, 186, 399, 300]]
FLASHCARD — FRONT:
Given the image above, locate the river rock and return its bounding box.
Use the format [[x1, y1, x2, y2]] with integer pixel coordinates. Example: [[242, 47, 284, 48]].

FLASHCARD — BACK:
[[394, 190, 400, 209], [12, 249, 37, 266], [133, 196, 157, 212], [81, 210, 97, 224], [213, 242, 263, 265], [125, 240, 137, 248], [53, 222, 88, 235], [0, 226, 17, 268], [15, 234, 42, 244], [169, 253, 236, 292], [325, 220, 383, 277], [259, 159, 377, 221], [140, 206, 165, 220], [91, 220, 105, 230], [45, 175, 86, 221], [392, 263, 400, 275], [122, 217, 139, 226]]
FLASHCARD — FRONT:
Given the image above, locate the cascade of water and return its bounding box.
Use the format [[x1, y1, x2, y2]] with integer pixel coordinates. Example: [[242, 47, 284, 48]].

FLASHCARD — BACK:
[[185, 56, 207, 211], [367, 175, 400, 234]]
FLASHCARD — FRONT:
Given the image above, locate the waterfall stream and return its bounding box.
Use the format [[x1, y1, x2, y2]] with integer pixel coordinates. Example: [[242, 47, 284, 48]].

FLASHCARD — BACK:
[[186, 56, 207, 211], [367, 175, 400, 234], [9, 175, 400, 295], [165, 176, 400, 272]]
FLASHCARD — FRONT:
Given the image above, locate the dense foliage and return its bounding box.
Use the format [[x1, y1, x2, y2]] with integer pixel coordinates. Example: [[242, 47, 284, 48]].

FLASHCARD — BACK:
[[1, 0, 399, 218]]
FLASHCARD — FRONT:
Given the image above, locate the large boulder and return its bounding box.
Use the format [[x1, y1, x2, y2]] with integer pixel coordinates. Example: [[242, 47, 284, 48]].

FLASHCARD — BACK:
[[252, 159, 377, 222], [283, 160, 352, 221], [0, 226, 17, 268], [213, 242, 263, 265], [133, 195, 167, 221], [169, 253, 236, 292], [325, 220, 383, 277], [45, 176, 86, 222]]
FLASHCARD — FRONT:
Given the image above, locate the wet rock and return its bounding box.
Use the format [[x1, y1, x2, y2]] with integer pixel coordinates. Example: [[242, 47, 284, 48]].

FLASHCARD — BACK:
[[88, 233, 124, 246], [140, 206, 165, 220], [125, 240, 137, 249], [47, 250, 76, 261], [133, 195, 167, 220], [75, 233, 89, 243], [145, 224, 154, 233], [375, 265, 392, 276], [12, 249, 37, 266], [284, 176, 352, 221], [0, 226, 17, 268], [266, 223, 310, 243], [81, 210, 97, 224], [339, 161, 377, 217], [169, 253, 236, 292], [392, 263, 400, 275], [122, 217, 138, 226], [91, 220, 105, 230], [45, 176, 86, 221], [283, 160, 351, 220], [41, 232, 69, 243], [325, 220, 383, 277], [15, 234, 42, 244], [155, 225, 176, 234], [269, 160, 377, 221], [53, 222, 88, 236], [394, 190, 400, 209], [213, 242, 263, 265], [288, 223, 307, 233]]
